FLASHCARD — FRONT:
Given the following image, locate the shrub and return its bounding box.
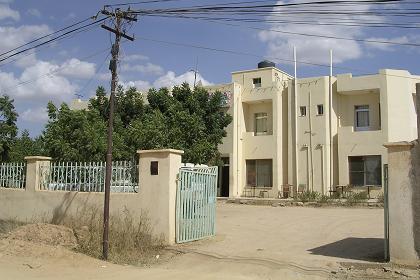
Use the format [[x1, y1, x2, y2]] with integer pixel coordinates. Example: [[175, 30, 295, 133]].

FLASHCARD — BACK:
[[317, 194, 331, 204], [346, 191, 369, 206], [0, 219, 25, 235], [296, 191, 320, 202], [55, 206, 163, 265], [377, 192, 385, 203]]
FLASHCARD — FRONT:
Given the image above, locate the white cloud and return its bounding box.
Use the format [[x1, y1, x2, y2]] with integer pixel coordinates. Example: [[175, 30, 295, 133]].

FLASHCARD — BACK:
[[0, 3, 19, 21], [121, 70, 212, 92], [20, 107, 48, 123], [0, 57, 98, 102], [121, 62, 164, 76], [121, 54, 148, 61], [258, 0, 381, 64], [14, 51, 37, 68], [26, 8, 41, 18], [122, 80, 151, 91], [153, 71, 211, 89], [97, 72, 111, 81], [364, 35, 420, 53], [0, 24, 51, 53], [60, 58, 96, 79]]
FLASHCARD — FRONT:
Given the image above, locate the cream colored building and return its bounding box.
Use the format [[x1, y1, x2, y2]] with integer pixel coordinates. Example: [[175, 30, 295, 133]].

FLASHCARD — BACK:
[[209, 62, 420, 198]]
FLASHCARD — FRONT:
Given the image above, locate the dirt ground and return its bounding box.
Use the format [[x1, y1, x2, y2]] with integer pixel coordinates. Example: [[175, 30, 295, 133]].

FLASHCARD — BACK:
[[0, 202, 418, 279]]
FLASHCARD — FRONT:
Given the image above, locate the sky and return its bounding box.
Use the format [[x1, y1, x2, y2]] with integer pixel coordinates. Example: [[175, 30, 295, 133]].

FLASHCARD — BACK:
[[0, 0, 419, 136]]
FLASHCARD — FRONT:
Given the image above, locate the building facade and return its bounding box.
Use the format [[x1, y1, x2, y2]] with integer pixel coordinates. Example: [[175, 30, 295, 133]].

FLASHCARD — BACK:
[[209, 63, 419, 198]]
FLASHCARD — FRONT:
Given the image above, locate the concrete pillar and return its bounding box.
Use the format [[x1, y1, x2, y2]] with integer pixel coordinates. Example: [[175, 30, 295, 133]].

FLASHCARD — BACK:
[[137, 149, 183, 245], [24, 156, 52, 192], [384, 142, 419, 265]]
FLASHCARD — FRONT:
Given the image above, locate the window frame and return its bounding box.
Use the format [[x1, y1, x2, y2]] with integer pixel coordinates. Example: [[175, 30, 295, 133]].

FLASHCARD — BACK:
[[348, 155, 382, 187], [254, 112, 269, 136], [317, 104, 324, 116], [252, 77, 262, 88], [354, 105, 370, 131], [246, 159, 273, 188], [299, 106, 307, 117]]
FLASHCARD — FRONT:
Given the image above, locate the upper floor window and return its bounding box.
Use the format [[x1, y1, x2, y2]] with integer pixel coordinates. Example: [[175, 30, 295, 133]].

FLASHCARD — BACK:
[[255, 112, 268, 135], [299, 106, 306, 117], [252, 78, 262, 88], [317, 104, 324, 115], [355, 105, 369, 131]]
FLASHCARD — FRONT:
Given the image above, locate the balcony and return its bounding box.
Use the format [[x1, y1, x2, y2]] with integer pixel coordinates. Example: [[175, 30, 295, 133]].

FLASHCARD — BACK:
[[337, 73, 380, 95], [241, 82, 283, 104], [338, 126, 385, 153], [242, 132, 275, 158]]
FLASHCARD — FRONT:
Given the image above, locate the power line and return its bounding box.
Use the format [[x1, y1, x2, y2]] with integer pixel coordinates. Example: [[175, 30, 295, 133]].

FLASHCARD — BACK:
[[168, 17, 420, 48], [0, 22, 102, 68], [0, 17, 108, 64], [133, 35, 420, 81], [0, 16, 95, 58]]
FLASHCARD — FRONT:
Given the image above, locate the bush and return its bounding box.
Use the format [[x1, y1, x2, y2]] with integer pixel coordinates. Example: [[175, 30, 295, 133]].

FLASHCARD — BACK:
[[377, 192, 385, 203], [0, 219, 25, 235], [346, 191, 369, 206], [317, 194, 331, 204], [296, 191, 320, 202], [55, 206, 164, 265]]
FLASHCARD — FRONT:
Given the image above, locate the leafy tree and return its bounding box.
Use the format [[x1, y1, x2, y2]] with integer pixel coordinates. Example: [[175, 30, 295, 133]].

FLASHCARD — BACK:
[[43, 102, 107, 161], [0, 95, 18, 161], [9, 130, 44, 162], [41, 83, 232, 164]]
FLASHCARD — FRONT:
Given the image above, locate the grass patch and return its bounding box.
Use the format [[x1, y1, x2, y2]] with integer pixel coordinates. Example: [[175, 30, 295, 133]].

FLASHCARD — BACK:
[[345, 191, 369, 206], [295, 191, 320, 202], [0, 219, 25, 235], [55, 207, 164, 266]]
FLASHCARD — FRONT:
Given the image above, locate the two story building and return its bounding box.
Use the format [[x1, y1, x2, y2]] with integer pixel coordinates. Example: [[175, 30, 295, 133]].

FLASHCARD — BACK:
[[209, 62, 419, 198]]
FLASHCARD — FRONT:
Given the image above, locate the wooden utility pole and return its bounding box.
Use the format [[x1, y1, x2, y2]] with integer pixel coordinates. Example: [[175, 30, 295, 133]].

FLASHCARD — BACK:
[[100, 7, 136, 260]]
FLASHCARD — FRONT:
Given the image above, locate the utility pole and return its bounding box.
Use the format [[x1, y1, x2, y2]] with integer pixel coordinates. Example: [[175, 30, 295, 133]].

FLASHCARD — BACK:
[[100, 7, 136, 260]]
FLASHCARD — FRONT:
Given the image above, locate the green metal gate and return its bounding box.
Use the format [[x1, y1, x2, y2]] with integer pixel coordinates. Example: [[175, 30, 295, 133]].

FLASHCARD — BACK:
[[176, 166, 218, 243]]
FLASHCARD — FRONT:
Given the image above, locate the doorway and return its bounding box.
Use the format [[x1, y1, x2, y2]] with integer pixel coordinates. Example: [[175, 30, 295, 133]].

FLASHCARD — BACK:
[[218, 157, 230, 197]]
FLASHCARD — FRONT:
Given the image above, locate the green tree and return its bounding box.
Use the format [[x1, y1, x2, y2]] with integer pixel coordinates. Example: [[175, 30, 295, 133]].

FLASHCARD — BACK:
[[0, 95, 18, 161], [43, 102, 107, 161], [9, 130, 44, 161]]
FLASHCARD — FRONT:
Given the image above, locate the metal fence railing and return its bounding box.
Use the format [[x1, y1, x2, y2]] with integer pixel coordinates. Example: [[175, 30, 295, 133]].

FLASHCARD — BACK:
[[39, 161, 138, 193], [0, 162, 26, 189]]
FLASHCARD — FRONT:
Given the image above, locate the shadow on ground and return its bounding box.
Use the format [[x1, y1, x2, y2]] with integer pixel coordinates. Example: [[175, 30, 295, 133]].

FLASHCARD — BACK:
[[308, 237, 385, 262]]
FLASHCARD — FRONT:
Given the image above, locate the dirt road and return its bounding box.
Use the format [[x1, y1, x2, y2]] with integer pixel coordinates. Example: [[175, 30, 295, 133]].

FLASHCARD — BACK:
[[1, 203, 417, 279]]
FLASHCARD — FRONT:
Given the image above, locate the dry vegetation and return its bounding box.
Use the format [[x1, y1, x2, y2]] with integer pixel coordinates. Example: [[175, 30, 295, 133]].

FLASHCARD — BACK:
[[0, 207, 165, 266], [55, 206, 165, 265]]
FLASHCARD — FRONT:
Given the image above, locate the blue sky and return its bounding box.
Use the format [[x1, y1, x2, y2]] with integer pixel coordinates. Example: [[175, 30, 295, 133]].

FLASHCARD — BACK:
[[0, 0, 419, 136]]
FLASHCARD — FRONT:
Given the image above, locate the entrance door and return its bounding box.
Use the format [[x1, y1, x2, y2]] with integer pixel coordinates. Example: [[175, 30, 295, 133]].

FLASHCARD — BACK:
[[218, 157, 230, 197]]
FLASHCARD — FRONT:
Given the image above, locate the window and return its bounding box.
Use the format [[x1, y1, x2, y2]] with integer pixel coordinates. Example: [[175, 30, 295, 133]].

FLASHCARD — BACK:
[[252, 78, 262, 88], [355, 105, 369, 131], [349, 156, 382, 186], [317, 104, 324, 115], [246, 159, 273, 188], [299, 106, 306, 117], [255, 112, 268, 135]]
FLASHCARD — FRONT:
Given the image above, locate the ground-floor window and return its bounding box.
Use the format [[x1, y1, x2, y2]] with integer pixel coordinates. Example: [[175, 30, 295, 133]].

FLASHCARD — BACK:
[[246, 159, 272, 188], [349, 155, 382, 186]]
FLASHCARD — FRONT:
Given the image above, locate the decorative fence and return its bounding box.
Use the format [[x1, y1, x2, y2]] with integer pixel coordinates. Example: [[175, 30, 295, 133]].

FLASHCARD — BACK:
[[39, 161, 138, 193], [0, 162, 26, 189]]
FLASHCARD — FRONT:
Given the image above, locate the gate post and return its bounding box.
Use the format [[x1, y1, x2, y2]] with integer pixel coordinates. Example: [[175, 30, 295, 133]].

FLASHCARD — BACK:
[[137, 149, 184, 245], [24, 156, 52, 192]]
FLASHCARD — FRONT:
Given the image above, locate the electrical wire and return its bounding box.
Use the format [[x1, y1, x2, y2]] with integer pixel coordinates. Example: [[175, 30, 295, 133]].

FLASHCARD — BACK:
[[0, 16, 95, 58], [0, 17, 109, 64], [133, 35, 420, 81]]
